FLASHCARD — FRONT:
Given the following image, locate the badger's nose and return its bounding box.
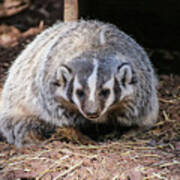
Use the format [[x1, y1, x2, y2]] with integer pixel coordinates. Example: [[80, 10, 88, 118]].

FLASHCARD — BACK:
[[86, 112, 99, 119], [83, 100, 100, 119]]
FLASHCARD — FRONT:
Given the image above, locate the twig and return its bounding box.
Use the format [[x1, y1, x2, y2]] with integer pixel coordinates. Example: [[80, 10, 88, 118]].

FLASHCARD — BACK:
[[36, 155, 70, 180], [53, 160, 83, 180]]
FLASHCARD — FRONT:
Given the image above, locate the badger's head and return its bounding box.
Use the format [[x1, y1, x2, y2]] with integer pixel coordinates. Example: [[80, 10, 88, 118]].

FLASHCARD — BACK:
[[53, 54, 136, 122]]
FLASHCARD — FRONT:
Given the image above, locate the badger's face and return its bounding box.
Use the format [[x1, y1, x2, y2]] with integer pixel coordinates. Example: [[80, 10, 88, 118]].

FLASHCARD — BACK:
[[54, 55, 136, 122]]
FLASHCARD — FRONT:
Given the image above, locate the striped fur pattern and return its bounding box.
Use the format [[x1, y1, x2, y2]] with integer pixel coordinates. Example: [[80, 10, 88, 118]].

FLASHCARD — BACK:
[[0, 20, 159, 146]]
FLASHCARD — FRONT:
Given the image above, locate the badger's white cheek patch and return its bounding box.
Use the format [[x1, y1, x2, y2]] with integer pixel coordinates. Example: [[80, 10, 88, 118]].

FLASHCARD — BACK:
[[55, 87, 68, 100], [72, 76, 83, 112], [101, 77, 115, 115], [87, 58, 98, 102], [120, 85, 133, 100]]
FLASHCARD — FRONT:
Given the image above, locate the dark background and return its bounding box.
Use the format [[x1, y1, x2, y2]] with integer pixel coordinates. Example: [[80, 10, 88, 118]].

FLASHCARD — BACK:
[[1, 0, 180, 50], [0, 0, 179, 74], [79, 0, 180, 50]]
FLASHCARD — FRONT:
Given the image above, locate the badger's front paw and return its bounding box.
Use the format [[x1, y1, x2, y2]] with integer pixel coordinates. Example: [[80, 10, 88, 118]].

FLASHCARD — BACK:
[[0, 116, 55, 147], [22, 130, 46, 147], [1, 123, 44, 147], [53, 127, 96, 145]]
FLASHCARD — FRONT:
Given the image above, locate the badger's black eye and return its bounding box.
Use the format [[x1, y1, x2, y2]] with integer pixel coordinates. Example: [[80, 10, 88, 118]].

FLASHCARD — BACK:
[[99, 89, 110, 97], [76, 89, 85, 98], [53, 81, 61, 87]]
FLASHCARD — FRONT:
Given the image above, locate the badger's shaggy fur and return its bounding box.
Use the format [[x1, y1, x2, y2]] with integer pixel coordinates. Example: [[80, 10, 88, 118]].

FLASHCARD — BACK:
[[0, 20, 158, 147]]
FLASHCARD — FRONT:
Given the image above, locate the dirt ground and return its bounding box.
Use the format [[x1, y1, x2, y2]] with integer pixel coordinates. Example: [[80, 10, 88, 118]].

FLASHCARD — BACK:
[[0, 0, 179, 179]]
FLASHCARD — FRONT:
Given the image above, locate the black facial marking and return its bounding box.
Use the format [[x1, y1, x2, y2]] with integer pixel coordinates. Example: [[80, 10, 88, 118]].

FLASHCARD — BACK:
[[112, 78, 121, 105], [80, 97, 86, 114], [67, 78, 74, 103], [76, 89, 85, 98], [99, 89, 110, 98], [53, 81, 61, 87], [62, 74, 67, 85], [121, 69, 127, 87], [117, 62, 130, 70], [100, 98, 106, 112]]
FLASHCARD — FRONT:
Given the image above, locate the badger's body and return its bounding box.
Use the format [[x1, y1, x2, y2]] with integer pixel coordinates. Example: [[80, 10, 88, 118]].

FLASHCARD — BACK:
[[0, 20, 159, 147]]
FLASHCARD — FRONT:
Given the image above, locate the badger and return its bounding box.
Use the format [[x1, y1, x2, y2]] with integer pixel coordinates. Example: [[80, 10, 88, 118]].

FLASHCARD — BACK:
[[0, 20, 159, 147]]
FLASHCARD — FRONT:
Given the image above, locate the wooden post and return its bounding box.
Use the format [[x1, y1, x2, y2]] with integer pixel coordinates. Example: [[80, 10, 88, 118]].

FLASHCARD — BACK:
[[64, 0, 78, 22]]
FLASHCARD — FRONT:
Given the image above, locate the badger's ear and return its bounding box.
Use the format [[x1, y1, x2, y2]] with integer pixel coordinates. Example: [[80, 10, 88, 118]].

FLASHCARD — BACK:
[[56, 65, 72, 87], [116, 63, 133, 86]]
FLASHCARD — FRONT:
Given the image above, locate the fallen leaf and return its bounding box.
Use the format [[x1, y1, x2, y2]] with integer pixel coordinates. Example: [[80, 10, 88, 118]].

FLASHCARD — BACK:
[[0, 0, 30, 17]]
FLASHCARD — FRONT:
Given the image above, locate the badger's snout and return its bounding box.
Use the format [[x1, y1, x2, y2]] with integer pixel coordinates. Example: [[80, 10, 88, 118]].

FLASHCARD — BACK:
[[82, 100, 101, 120]]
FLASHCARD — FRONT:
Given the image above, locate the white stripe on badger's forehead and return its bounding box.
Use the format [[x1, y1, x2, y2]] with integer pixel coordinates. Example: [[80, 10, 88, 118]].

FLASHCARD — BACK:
[[88, 58, 99, 102]]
